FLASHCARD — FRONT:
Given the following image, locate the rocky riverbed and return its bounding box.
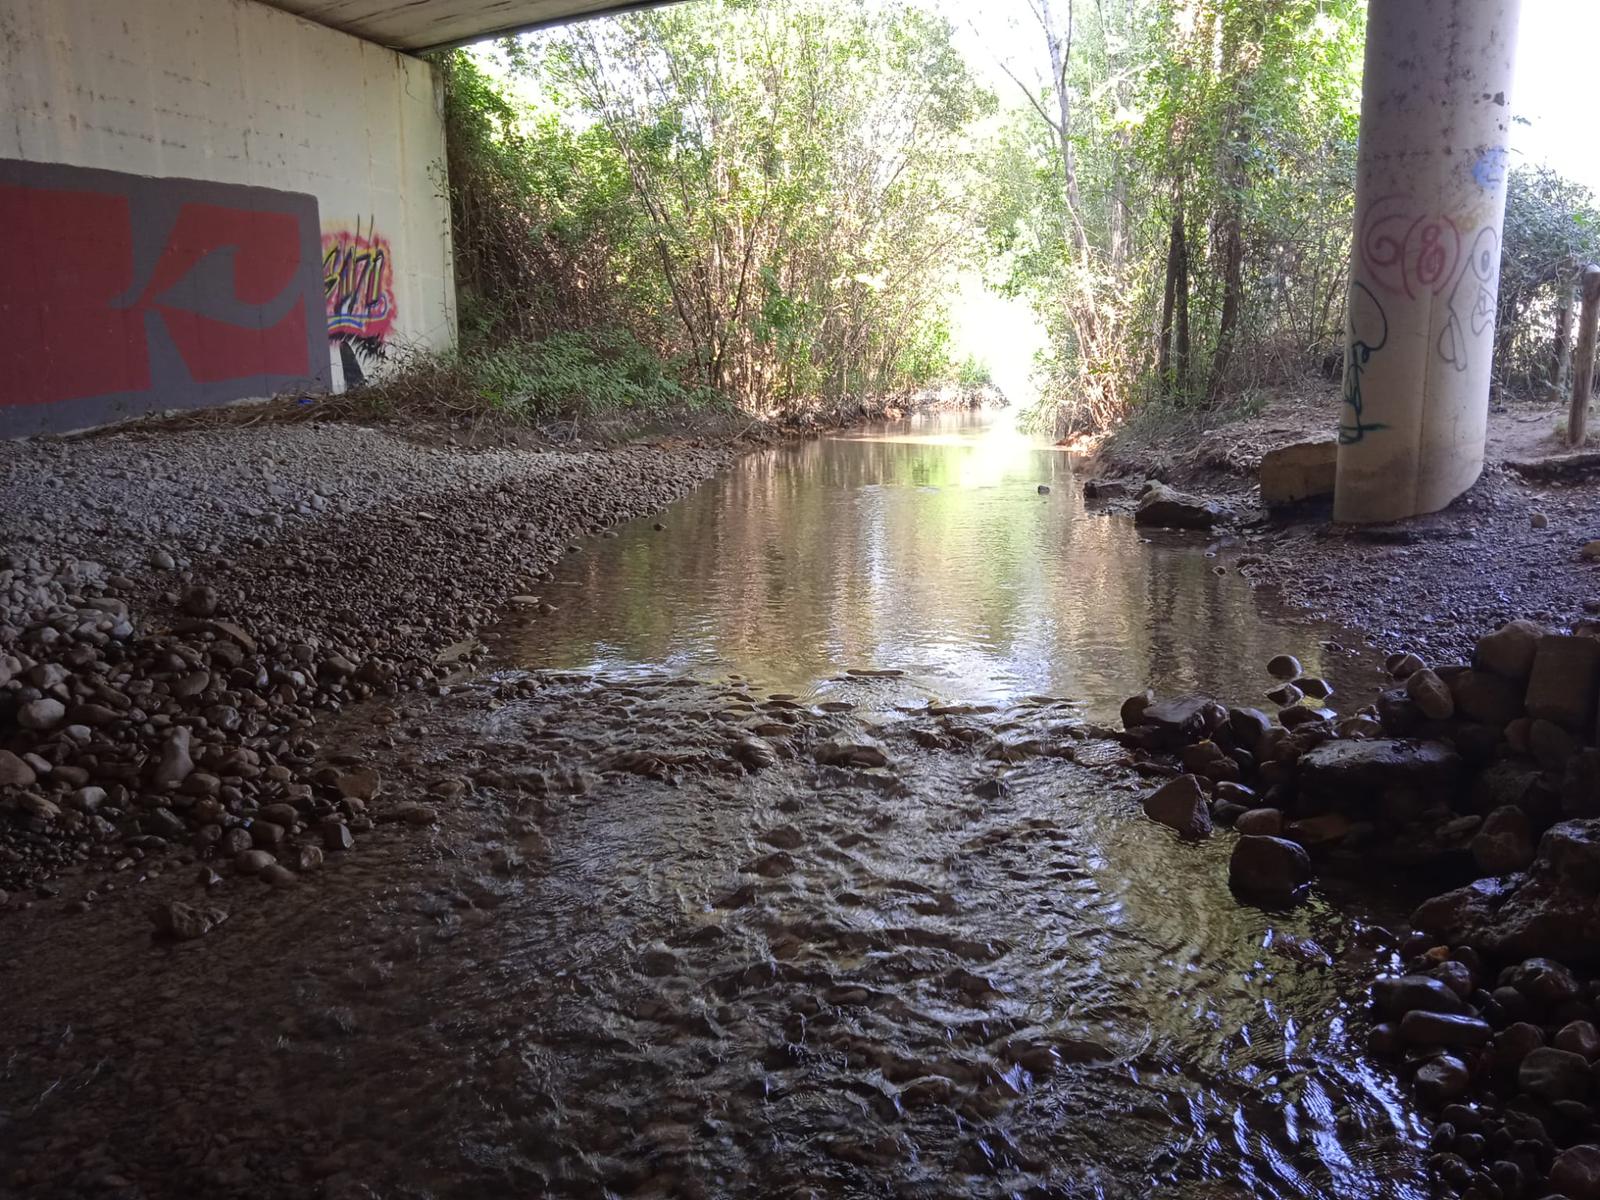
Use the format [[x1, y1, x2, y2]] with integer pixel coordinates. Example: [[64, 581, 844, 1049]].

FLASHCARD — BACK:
[[0, 422, 734, 895], [1115, 613, 1600, 1200], [1087, 392, 1600, 664]]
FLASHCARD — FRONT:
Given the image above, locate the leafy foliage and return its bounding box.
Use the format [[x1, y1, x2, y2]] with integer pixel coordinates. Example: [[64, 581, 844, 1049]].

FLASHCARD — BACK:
[[1495, 165, 1600, 394]]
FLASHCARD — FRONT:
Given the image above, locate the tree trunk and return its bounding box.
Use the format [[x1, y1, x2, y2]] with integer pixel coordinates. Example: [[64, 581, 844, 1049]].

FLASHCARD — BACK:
[[1207, 216, 1244, 405], [1552, 276, 1576, 400], [1569, 265, 1600, 447], [1174, 201, 1190, 396], [1158, 200, 1181, 387], [1039, 0, 1090, 260]]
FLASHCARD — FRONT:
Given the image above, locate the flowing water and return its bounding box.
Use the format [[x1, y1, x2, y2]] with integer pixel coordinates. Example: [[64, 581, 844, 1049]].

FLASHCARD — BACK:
[[0, 410, 1432, 1200], [473, 410, 1428, 1198]]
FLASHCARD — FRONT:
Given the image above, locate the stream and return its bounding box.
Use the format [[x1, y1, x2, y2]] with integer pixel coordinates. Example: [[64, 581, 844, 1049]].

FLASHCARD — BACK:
[[471, 408, 1430, 1198]]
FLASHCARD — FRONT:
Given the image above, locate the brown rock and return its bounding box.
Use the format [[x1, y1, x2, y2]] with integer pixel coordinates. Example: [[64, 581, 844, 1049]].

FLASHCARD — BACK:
[[1472, 805, 1536, 875], [336, 767, 381, 801], [0, 749, 36, 789], [1142, 775, 1212, 839], [1229, 835, 1312, 905], [1234, 808, 1283, 837], [1451, 669, 1524, 728], [1526, 634, 1600, 733], [150, 900, 227, 941], [1406, 669, 1455, 720], [1134, 484, 1221, 530], [1266, 654, 1303, 680], [1259, 439, 1336, 507], [1477, 620, 1544, 680]]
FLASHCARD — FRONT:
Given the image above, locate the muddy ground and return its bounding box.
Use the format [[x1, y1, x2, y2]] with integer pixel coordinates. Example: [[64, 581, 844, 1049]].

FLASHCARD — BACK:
[[1091, 385, 1600, 664]]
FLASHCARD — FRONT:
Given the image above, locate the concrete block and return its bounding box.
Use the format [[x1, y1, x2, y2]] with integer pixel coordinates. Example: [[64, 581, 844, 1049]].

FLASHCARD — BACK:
[[1260, 437, 1337, 506]]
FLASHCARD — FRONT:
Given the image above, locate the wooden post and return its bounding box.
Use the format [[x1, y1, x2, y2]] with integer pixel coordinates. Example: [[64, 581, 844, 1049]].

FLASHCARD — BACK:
[[1568, 265, 1600, 447]]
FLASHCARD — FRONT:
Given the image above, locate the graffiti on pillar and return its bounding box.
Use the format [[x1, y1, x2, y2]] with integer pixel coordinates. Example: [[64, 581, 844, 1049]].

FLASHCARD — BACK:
[[1358, 193, 1503, 379], [1438, 227, 1501, 374], [1339, 281, 1390, 446], [1360, 194, 1463, 300], [0, 158, 327, 438], [321, 217, 397, 373]]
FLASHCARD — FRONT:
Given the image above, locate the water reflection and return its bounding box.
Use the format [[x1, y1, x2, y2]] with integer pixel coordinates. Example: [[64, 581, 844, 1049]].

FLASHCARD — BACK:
[[508, 410, 1363, 719]]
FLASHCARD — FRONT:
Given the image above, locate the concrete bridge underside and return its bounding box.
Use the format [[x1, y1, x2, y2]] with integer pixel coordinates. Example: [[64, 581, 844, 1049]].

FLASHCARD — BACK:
[[259, 0, 681, 50]]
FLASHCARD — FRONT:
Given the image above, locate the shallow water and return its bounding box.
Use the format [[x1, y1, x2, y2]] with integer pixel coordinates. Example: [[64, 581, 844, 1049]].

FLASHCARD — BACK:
[[510, 409, 1371, 721], [483, 412, 1428, 1196]]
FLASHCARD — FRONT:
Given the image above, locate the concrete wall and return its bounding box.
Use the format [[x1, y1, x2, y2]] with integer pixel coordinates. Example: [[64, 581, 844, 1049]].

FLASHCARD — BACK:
[[0, 0, 456, 437]]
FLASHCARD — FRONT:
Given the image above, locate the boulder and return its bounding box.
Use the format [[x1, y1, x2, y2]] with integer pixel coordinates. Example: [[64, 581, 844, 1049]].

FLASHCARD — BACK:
[[1266, 654, 1303, 681], [1549, 1145, 1600, 1200], [1229, 834, 1312, 905], [0, 749, 35, 789], [1472, 805, 1536, 875], [1412, 821, 1600, 964], [1476, 620, 1545, 680], [1259, 437, 1337, 507], [1297, 739, 1462, 801], [1525, 634, 1600, 733], [1399, 1010, 1493, 1047], [1139, 695, 1216, 746], [1450, 669, 1524, 728], [1405, 669, 1455, 720], [1142, 775, 1212, 839], [1134, 484, 1222, 531], [1372, 974, 1468, 1017], [1519, 1046, 1592, 1103], [1235, 808, 1283, 837]]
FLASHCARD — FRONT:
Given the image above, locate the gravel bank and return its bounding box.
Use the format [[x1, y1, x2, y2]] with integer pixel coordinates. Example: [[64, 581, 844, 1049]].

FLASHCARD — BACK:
[[0, 421, 733, 892]]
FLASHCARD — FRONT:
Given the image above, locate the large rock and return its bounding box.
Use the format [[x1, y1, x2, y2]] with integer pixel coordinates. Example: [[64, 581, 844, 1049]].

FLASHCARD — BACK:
[[1372, 974, 1468, 1017], [1136, 695, 1217, 746], [1134, 484, 1222, 531], [1259, 437, 1337, 507], [0, 750, 35, 789], [1405, 669, 1455, 720], [1229, 834, 1313, 905], [17, 698, 65, 731], [1451, 669, 1524, 727], [1472, 805, 1536, 875], [1550, 1145, 1600, 1200], [1297, 739, 1462, 801], [1525, 634, 1600, 734], [1412, 820, 1600, 964], [1476, 620, 1545, 680], [1142, 775, 1212, 839], [1519, 1046, 1592, 1103]]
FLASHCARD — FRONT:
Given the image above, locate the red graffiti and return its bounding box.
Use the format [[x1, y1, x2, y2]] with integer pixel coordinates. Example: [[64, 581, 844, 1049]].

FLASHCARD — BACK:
[[0, 161, 323, 428], [1359, 194, 1462, 300]]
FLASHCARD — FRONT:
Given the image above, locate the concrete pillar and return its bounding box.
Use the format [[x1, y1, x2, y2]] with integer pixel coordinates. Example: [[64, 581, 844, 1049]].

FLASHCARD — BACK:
[[1335, 0, 1521, 523]]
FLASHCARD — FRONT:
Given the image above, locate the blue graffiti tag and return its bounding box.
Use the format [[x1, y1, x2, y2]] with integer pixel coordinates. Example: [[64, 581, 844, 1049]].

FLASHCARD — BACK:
[[1339, 280, 1390, 445]]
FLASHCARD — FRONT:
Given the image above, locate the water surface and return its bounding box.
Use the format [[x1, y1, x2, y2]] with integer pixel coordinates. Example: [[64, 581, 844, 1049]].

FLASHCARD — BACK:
[[510, 409, 1368, 719]]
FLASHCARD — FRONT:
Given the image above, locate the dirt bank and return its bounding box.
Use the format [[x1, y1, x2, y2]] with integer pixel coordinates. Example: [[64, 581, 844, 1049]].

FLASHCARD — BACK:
[[1090, 386, 1600, 663]]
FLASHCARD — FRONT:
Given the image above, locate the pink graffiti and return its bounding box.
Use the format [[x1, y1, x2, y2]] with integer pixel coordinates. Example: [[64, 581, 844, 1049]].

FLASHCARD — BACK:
[[321, 218, 396, 352], [1359, 194, 1462, 300]]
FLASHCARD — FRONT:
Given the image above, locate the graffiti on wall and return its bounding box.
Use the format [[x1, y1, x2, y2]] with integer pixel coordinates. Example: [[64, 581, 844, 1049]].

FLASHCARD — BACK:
[[1343, 192, 1504, 440], [321, 217, 397, 382], [1339, 281, 1390, 446], [0, 159, 327, 438]]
